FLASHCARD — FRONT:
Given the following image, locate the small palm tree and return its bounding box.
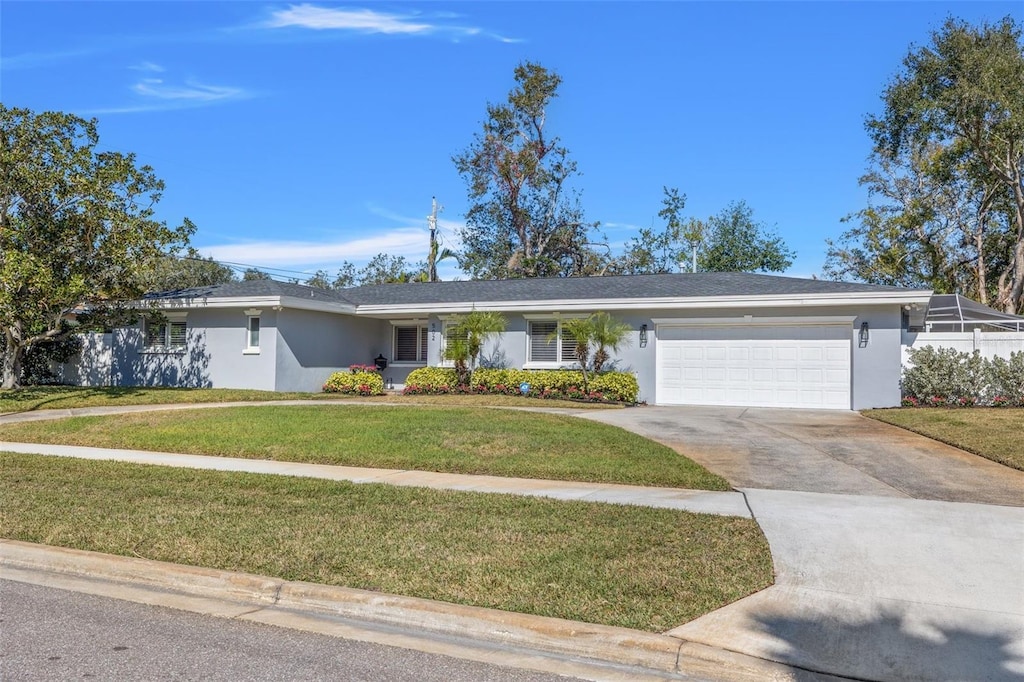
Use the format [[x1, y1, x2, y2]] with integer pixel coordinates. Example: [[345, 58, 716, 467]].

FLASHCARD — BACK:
[[443, 311, 506, 387], [559, 317, 597, 393], [590, 312, 632, 372]]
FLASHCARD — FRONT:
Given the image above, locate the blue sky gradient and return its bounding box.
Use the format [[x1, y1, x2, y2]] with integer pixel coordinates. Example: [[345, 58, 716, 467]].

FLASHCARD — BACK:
[[3, 1, 1022, 281]]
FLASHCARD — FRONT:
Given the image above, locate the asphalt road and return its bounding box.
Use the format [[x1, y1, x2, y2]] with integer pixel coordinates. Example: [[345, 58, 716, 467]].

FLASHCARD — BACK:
[[0, 580, 583, 682]]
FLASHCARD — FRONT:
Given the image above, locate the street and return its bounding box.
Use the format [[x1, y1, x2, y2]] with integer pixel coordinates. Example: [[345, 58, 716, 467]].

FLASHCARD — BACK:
[[0, 580, 586, 682]]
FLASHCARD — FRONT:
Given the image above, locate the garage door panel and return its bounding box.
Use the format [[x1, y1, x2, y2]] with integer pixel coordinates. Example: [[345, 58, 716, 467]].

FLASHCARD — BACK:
[[657, 324, 850, 409]]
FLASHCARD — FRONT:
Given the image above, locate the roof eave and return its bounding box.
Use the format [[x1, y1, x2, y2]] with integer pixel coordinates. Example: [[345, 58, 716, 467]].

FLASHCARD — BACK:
[[139, 295, 358, 315], [353, 290, 934, 316]]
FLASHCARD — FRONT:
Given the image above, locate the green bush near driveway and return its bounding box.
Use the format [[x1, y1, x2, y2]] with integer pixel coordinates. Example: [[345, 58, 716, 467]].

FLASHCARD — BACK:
[[0, 405, 729, 490], [902, 347, 1024, 406]]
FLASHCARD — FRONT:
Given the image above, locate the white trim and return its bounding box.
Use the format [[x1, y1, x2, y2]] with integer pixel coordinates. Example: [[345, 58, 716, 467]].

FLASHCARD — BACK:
[[354, 291, 932, 316], [389, 318, 428, 326], [243, 308, 262, 317], [145, 295, 356, 315], [242, 348, 261, 356], [523, 361, 571, 370], [652, 315, 858, 327]]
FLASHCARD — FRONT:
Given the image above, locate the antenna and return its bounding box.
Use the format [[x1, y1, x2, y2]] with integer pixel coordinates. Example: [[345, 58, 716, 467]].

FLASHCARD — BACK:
[[427, 197, 442, 282]]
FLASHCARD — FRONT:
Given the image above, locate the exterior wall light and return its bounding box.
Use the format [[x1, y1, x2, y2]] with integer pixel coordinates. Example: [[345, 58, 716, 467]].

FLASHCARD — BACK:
[[375, 354, 388, 370], [859, 321, 870, 347], [639, 324, 648, 348]]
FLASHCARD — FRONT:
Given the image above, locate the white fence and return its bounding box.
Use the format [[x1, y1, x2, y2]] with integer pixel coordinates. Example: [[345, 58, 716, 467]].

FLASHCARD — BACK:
[[902, 330, 1024, 366]]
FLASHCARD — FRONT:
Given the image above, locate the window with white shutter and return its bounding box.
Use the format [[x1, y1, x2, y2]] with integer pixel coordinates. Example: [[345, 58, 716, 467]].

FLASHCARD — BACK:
[[528, 321, 558, 362], [392, 324, 428, 363]]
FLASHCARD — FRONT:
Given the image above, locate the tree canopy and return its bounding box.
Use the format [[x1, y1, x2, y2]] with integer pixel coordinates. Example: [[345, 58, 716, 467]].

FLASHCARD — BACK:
[[454, 62, 602, 279], [1, 105, 193, 388], [139, 247, 236, 293], [619, 190, 792, 274], [825, 16, 1024, 313], [305, 253, 426, 289]]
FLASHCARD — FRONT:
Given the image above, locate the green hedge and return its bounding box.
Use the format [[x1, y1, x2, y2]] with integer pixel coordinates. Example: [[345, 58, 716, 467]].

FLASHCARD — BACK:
[[404, 367, 640, 403], [323, 370, 385, 396], [902, 347, 1024, 407]]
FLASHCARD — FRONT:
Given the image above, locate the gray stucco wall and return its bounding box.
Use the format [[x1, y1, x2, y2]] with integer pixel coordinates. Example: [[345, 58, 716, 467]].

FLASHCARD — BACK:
[[274, 308, 388, 392], [112, 308, 278, 390], [425, 304, 905, 409], [99, 301, 905, 408]]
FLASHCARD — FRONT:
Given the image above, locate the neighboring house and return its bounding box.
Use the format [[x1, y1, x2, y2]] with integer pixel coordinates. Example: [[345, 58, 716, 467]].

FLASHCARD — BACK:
[[60, 273, 934, 410]]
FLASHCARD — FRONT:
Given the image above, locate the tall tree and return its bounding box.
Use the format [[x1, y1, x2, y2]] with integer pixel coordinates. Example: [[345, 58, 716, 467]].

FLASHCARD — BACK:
[[454, 62, 601, 279], [831, 16, 1024, 313], [619, 187, 707, 274], [140, 247, 236, 292], [700, 201, 794, 273], [0, 105, 192, 389], [242, 267, 272, 281]]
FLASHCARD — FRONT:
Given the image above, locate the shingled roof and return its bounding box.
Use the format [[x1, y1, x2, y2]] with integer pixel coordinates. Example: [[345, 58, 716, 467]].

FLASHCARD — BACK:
[[341, 272, 925, 306], [146, 272, 928, 309]]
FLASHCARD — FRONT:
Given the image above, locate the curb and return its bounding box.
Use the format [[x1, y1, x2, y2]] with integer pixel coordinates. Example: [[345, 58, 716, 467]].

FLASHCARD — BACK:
[[0, 540, 795, 681]]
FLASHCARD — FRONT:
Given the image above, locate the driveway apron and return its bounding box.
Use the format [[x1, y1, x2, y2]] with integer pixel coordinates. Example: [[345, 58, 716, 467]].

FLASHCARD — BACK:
[[581, 406, 1024, 506]]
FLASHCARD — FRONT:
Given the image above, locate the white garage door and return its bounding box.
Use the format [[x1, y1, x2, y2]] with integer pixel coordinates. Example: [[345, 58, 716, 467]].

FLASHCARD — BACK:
[[657, 324, 851, 409]]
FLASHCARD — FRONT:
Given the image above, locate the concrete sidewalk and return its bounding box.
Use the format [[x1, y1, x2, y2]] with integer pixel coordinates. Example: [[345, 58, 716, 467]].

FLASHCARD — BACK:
[[0, 441, 750, 518]]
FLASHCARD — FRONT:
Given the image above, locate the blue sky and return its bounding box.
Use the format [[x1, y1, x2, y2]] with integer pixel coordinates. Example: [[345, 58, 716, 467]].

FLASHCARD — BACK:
[[3, 1, 1022, 281]]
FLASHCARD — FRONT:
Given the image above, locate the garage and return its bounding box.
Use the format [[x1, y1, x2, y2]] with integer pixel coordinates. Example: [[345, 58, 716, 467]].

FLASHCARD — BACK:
[[656, 320, 852, 409]]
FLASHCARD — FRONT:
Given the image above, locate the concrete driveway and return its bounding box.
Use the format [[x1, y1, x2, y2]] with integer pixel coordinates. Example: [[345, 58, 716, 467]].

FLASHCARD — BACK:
[[582, 406, 1024, 506], [583, 406, 1024, 680]]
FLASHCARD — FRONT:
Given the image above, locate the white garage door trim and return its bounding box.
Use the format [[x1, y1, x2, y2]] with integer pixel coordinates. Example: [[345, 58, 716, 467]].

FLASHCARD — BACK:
[[655, 316, 854, 410]]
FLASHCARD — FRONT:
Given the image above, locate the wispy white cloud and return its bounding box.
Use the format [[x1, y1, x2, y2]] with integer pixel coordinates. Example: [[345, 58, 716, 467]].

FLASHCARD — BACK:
[[129, 61, 166, 72], [132, 78, 246, 102], [201, 228, 430, 266], [266, 5, 431, 34], [263, 4, 520, 42], [84, 73, 253, 115]]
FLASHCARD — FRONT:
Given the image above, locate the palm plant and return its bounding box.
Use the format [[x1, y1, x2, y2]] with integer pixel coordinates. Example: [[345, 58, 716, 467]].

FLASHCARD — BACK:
[[443, 311, 507, 387], [559, 316, 597, 393], [590, 312, 632, 372]]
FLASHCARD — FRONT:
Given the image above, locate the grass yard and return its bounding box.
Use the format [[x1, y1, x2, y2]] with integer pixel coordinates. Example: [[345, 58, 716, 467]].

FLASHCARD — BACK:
[[0, 454, 772, 631], [0, 386, 620, 414], [864, 408, 1024, 471], [0, 386, 337, 414], [0, 405, 728, 489]]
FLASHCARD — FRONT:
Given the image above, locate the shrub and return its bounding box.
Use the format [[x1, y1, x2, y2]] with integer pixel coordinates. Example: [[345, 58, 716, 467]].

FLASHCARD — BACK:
[[988, 352, 1024, 406], [404, 367, 459, 391], [323, 370, 385, 396], [901, 347, 1024, 407], [404, 367, 640, 403]]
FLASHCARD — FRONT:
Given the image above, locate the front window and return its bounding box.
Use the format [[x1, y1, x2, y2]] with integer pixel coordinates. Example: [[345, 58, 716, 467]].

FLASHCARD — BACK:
[[393, 324, 428, 363], [144, 317, 187, 350], [248, 316, 260, 349], [527, 319, 577, 364]]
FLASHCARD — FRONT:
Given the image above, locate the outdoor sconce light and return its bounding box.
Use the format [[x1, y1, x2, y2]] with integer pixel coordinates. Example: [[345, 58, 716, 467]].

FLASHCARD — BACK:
[[639, 324, 649, 348], [374, 353, 388, 370], [859, 322, 870, 347]]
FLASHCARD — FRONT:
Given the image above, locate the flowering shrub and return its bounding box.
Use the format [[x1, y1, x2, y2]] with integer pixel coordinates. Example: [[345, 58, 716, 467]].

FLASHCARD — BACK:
[[349, 364, 380, 373], [901, 347, 1024, 407], [323, 369, 385, 396], [403, 367, 640, 403]]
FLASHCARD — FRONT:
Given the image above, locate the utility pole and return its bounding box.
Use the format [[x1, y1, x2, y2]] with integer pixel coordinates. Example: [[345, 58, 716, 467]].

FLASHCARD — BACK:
[[427, 197, 441, 282]]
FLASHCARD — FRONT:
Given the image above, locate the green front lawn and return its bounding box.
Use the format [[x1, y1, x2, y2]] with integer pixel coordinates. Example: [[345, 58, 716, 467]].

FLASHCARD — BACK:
[[0, 405, 729, 490], [0, 386, 337, 414], [0, 386, 620, 414], [864, 408, 1024, 471], [0, 454, 772, 631]]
